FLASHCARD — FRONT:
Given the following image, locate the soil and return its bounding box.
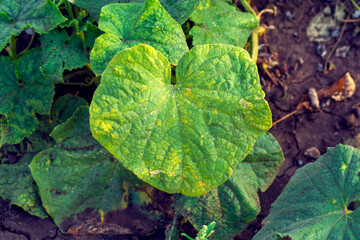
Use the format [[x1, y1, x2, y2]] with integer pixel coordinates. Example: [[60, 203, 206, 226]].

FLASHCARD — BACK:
[[1, 0, 360, 239]]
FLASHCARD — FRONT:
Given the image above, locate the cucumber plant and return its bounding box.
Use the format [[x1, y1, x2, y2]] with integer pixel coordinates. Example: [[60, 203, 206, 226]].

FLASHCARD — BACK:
[[0, 0, 284, 238]]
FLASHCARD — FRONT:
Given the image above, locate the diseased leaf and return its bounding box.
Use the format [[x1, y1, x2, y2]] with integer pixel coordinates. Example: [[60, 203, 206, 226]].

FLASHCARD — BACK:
[[253, 144, 360, 240], [190, 0, 258, 47], [30, 106, 171, 234], [90, 0, 188, 75], [0, 0, 66, 50], [90, 44, 272, 196], [72, 0, 200, 24], [0, 154, 47, 218], [174, 133, 284, 239], [0, 48, 55, 147], [40, 29, 89, 83]]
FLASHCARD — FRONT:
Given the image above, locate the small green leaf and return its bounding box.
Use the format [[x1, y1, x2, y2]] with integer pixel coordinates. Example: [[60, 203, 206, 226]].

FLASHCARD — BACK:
[[51, 95, 89, 125], [190, 0, 258, 47], [0, 48, 55, 147], [174, 133, 284, 239], [72, 0, 200, 24], [30, 106, 170, 234], [0, 154, 47, 218], [0, 0, 66, 50], [83, 22, 102, 49], [253, 144, 360, 240], [90, 0, 188, 75], [90, 44, 271, 196], [40, 28, 89, 82]]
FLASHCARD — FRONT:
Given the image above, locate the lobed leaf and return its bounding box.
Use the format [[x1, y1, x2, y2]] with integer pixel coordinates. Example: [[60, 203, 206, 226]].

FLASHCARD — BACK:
[[190, 0, 258, 47], [90, 44, 272, 196], [72, 0, 200, 24], [89, 0, 188, 75], [0, 48, 55, 147], [40, 28, 89, 83], [0, 0, 66, 50], [30, 106, 170, 234], [174, 133, 284, 239], [253, 144, 360, 240]]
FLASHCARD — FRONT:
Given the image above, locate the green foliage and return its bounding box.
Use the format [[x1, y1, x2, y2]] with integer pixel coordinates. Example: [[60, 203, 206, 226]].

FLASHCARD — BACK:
[[0, 0, 66, 50], [0, 153, 47, 218], [0, 48, 54, 147], [174, 133, 284, 239], [182, 221, 216, 240], [0, 0, 280, 238], [190, 0, 258, 47], [90, 44, 271, 196], [30, 106, 169, 234], [253, 144, 360, 240], [71, 0, 200, 24], [40, 28, 89, 82], [90, 0, 188, 75]]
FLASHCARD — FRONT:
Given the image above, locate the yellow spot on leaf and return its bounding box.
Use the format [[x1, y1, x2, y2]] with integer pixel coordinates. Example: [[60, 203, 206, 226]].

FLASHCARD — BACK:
[[200, 140, 203, 146], [240, 99, 245, 104], [156, 120, 162, 126], [341, 164, 348, 170], [100, 122, 112, 133], [184, 88, 192, 97], [199, 181, 205, 186]]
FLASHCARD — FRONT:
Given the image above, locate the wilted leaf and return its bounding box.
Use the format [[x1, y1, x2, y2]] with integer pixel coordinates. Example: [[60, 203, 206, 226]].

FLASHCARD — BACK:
[[90, 0, 188, 75], [253, 144, 360, 240], [174, 133, 284, 239], [0, 48, 54, 147], [40, 28, 89, 82], [0, 0, 66, 50], [30, 106, 171, 234], [90, 44, 271, 196], [0, 154, 47, 218], [189, 0, 258, 47]]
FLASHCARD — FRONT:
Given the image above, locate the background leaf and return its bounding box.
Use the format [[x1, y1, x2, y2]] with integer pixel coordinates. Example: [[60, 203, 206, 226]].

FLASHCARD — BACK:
[[189, 0, 258, 47], [40, 28, 89, 83], [90, 44, 271, 196], [30, 106, 171, 235], [0, 154, 47, 218], [253, 144, 360, 240], [0, 0, 66, 50], [174, 133, 284, 239], [72, 0, 200, 24], [89, 0, 188, 75], [0, 48, 54, 147]]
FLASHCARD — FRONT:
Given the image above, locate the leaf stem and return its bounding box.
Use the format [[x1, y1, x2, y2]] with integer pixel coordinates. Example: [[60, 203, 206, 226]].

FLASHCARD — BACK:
[[239, 0, 256, 16], [18, 31, 35, 57], [9, 35, 18, 61]]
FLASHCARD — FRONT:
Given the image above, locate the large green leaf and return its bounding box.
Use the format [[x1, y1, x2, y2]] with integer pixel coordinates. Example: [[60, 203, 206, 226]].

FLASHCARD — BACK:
[[90, 44, 272, 196], [0, 0, 66, 50], [253, 144, 360, 240], [72, 0, 200, 24], [174, 132, 284, 239], [30, 106, 171, 234], [89, 0, 188, 75], [0, 48, 55, 147], [40, 28, 89, 83], [0, 154, 47, 218], [189, 0, 258, 47]]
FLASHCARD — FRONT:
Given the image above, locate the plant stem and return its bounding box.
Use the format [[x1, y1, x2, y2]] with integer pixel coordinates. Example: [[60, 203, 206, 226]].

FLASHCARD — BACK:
[[56, 0, 65, 7], [239, 0, 256, 16], [19, 32, 35, 57], [10, 35, 18, 61], [350, 0, 360, 11]]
